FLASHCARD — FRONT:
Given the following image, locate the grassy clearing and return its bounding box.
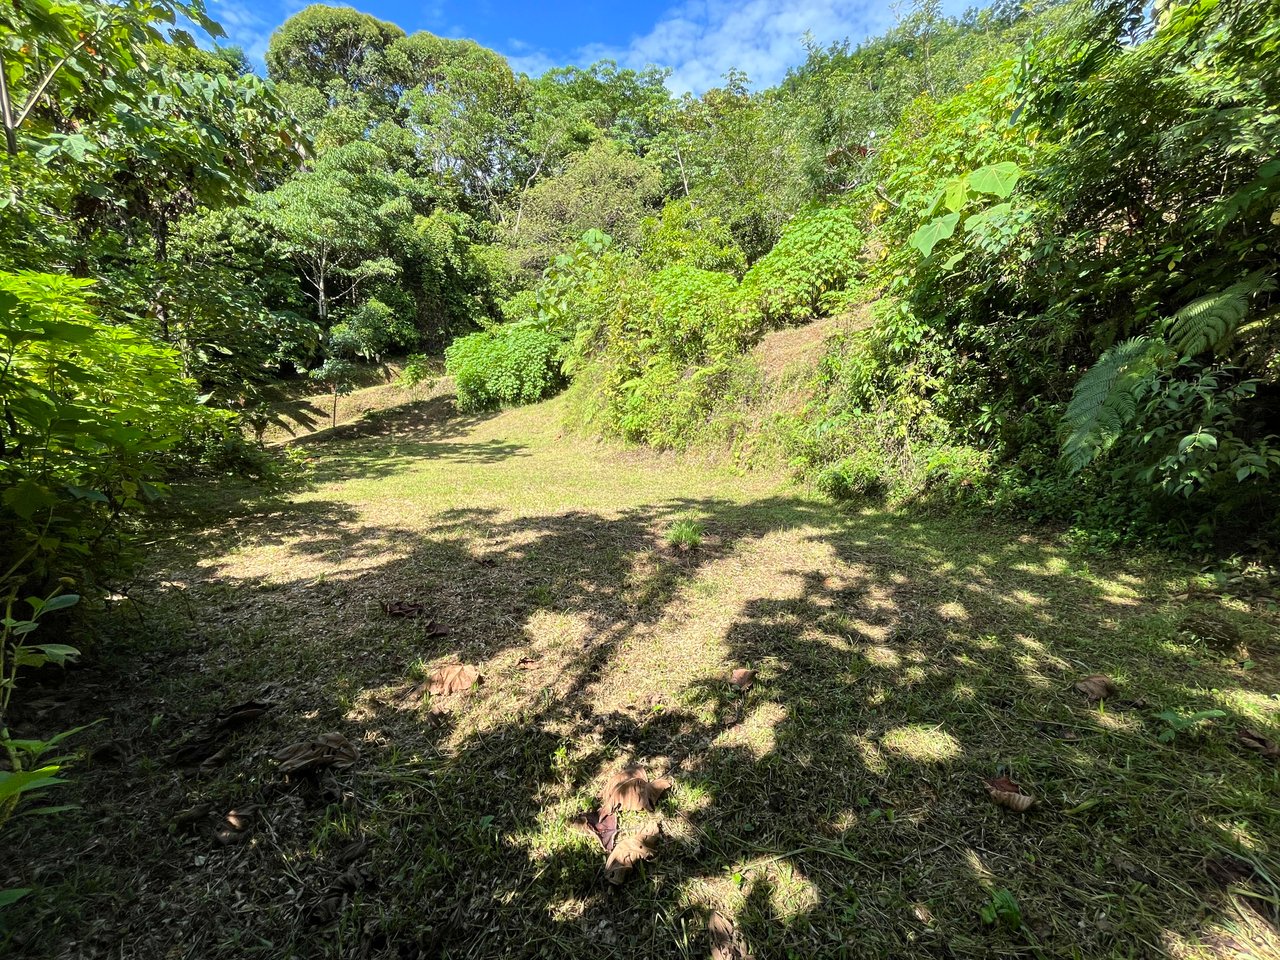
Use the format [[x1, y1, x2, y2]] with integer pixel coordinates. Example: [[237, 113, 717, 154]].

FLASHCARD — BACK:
[[4, 394, 1279, 959]]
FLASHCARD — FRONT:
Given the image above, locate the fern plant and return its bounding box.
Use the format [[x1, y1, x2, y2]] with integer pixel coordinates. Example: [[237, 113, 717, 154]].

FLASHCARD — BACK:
[[1167, 271, 1275, 357], [1061, 336, 1162, 471], [1063, 271, 1276, 473]]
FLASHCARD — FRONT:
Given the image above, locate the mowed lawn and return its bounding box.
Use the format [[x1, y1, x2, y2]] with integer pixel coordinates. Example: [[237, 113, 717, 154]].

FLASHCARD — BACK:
[[5, 395, 1279, 959]]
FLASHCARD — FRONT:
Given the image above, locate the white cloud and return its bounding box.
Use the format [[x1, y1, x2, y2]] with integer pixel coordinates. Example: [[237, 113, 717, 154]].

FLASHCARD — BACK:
[[503, 0, 974, 94], [208, 0, 277, 65]]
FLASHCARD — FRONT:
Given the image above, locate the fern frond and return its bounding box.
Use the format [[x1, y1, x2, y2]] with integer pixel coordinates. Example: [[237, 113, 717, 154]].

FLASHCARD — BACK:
[[1167, 271, 1275, 357], [1061, 336, 1159, 472]]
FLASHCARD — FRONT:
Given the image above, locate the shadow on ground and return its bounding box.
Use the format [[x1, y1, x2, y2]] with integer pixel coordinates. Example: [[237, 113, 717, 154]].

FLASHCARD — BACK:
[[4, 400, 1279, 960]]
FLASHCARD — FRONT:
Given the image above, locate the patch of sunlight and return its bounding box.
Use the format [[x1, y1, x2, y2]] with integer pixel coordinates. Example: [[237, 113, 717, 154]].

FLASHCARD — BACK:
[[903, 666, 929, 685], [950, 683, 976, 700], [1212, 686, 1280, 718], [1011, 590, 1045, 607], [1090, 711, 1145, 734], [1016, 634, 1046, 652], [864, 645, 901, 668], [855, 735, 888, 775], [1210, 819, 1267, 854], [712, 702, 787, 759], [937, 600, 969, 622], [972, 634, 1000, 651], [766, 862, 820, 920], [880, 724, 962, 763], [548, 899, 590, 924]]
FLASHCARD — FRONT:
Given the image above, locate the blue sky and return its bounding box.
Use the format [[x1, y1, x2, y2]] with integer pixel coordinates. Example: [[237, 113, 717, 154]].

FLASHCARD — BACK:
[[208, 0, 975, 94]]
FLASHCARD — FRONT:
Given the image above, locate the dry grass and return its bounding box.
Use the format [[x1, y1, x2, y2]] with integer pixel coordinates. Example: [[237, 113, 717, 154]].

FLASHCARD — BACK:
[[4, 394, 1279, 960]]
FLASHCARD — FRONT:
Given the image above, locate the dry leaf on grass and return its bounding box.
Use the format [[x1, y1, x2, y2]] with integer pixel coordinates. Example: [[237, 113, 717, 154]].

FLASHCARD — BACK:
[[428, 664, 481, 696], [1074, 674, 1118, 701], [985, 775, 1035, 812], [1237, 727, 1280, 760], [709, 911, 754, 960], [517, 656, 538, 669], [601, 765, 672, 812], [274, 732, 359, 775], [170, 803, 213, 830], [604, 823, 662, 885], [383, 600, 427, 617], [729, 668, 756, 691], [213, 805, 258, 845], [214, 699, 274, 731], [570, 809, 618, 852]]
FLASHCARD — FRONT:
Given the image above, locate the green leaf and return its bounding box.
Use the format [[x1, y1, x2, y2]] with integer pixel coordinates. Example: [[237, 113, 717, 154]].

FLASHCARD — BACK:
[[943, 177, 970, 213], [0, 888, 32, 909], [2, 479, 56, 521], [967, 161, 1021, 199], [27, 644, 81, 666], [0, 766, 65, 802], [909, 213, 961, 258], [39, 594, 80, 614]]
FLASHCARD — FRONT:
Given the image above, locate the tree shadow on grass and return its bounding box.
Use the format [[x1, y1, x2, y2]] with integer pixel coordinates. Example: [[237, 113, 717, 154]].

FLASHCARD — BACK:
[[5, 482, 1280, 960]]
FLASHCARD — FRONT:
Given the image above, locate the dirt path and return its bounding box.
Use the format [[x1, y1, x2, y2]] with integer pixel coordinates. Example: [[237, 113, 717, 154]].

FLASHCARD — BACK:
[[5, 396, 1279, 959]]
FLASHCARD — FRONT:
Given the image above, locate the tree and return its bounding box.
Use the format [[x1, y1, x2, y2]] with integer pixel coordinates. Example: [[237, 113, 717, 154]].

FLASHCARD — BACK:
[[256, 142, 408, 323], [265, 4, 405, 92], [505, 140, 662, 277]]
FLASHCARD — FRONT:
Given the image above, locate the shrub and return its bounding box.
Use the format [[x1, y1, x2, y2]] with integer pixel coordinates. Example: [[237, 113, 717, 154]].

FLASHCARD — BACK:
[[399, 353, 439, 388], [741, 206, 864, 327], [444, 324, 563, 412], [815, 450, 886, 502]]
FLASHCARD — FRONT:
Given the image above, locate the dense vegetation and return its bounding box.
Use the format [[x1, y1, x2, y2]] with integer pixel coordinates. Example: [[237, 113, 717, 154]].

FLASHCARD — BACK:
[[2, 0, 1279, 919]]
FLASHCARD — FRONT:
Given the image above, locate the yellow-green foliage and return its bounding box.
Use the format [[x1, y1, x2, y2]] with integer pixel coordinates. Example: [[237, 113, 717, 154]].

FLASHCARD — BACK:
[[740, 206, 864, 327]]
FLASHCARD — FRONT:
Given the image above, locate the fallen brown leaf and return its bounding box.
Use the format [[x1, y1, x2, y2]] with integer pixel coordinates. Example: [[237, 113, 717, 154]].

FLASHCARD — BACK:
[[729, 668, 756, 691], [1074, 674, 1118, 701], [274, 732, 359, 775], [709, 911, 754, 960], [985, 775, 1035, 813], [384, 600, 427, 617], [214, 699, 274, 731], [604, 823, 662, 885], [601, 765, 672, 813], [213, 805, 258, 845], [570, 809, 618, 852], [170, 803, 213, 830], [1237, 727, 1280, 760], [517, 656, 538, 669], [428, 664, 481, 696]]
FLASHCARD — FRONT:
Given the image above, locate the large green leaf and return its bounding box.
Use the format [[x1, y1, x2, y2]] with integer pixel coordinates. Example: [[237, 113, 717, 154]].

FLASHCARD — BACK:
[[0, 766, 66, 802], [967, 162, 1022, 199], [909, 213, 961, 258]]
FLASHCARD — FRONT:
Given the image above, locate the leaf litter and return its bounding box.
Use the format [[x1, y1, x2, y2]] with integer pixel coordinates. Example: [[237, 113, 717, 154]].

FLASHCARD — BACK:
[[985, 774, 1035, 812], [570, 809, 619, 852], [600, 765, 671, 813], [427, 663, 481, 696], [274, 732, 359, 775], [604, 822, 663, 885]]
